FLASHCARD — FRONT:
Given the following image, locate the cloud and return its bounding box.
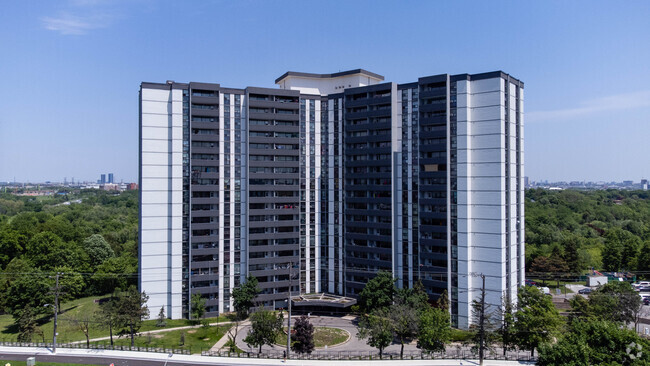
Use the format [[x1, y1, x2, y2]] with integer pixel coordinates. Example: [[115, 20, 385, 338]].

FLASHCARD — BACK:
[[527, 90, 650, 123], [41, 12, 110, 35], [40, 0, 123, 35]]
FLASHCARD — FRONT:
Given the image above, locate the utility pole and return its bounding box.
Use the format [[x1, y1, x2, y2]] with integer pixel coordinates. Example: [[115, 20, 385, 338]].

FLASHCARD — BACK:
[[50, 272, 61, 353], [286, 261, 293, 359], [478, 273, 486, 366]]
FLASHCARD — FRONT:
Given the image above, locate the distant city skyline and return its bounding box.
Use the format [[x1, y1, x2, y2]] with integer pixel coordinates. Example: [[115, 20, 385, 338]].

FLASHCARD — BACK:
[[0, 1, 649, 182]]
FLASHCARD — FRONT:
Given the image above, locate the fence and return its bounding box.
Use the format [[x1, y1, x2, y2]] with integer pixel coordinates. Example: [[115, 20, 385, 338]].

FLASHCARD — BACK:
[[0, 341, 535, 362], [202, 348, 536, 362], [0, 341, 191, 355]]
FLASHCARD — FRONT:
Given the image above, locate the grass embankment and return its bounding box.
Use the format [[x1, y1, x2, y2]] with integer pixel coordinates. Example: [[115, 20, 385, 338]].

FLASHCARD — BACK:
[[90, 324, 230, 353], [0, 295, 231, 343], [276, 327, 349, 348], [450, 328, 473, 342]]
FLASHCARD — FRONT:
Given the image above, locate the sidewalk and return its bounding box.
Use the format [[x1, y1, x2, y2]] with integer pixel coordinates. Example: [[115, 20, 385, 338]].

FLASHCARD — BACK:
[[209, 320, 248, 352], [0, 345, 535, 366]]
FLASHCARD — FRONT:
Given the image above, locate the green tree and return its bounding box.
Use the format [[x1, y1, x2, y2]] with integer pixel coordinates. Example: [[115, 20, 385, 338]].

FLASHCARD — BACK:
[[156, 306, 167, 327], [538, 319, 650, 366], [561, 234, 582, 273], [92, 255, 137, 294], [2, 259, 53, 318], [637, 241, 650, 277], [358, 270, 396, 313], [622, 235, 641, 270], [394, 281, 429, 312], [54, 267, 85, 301], [291, 315, 315, 354], [0, 229, 25, 269], [16, 305, 38, 343], [70, 308, 97, 348], [114, 286, 149, 347], [243, 309, 284, 354], [25, 232, 79, 270], [602, 229, 625, 271], [388, 302, 419, 359], [231, 275, 260, 319], [529, 254, 569, 273], [514, 285, 563, 356], [499, 295, 517, 356], [469, 296, 499, 358], [586, 281, 641, 325], [190, 293, 206, 323], [99, 295, 120, 346], [83, 234, 115, 268], [417, 306, 451, 354], [357, 310, 394, 359], [436, 290, 450, 311]]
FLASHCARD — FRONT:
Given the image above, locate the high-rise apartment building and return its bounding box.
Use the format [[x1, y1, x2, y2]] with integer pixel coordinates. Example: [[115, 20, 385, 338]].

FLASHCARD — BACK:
[[100, 174, 106, 185], [108, 173, 114, 184], [139, 69, 524, 328]]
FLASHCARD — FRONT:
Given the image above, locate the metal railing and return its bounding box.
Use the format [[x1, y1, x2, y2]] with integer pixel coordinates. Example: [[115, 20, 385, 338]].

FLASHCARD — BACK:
[[0, 341, 191, 355], [201, 348, 536, 361]]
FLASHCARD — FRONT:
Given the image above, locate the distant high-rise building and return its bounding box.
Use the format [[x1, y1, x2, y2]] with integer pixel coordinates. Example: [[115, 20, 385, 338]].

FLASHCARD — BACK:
[[139, 69, 525, 329], [642, 179, 648, 190], [108, 173, 114, 184], [524, 176, 529, 187], [100, 174, 106, 185]]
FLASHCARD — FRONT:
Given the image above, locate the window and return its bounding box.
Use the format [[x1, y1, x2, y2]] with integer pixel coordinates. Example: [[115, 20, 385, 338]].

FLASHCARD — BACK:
[[192, 90, 215, 97]]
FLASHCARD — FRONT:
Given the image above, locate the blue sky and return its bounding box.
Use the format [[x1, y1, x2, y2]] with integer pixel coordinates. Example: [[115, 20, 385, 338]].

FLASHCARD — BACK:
[[0, 0, 649, 183]]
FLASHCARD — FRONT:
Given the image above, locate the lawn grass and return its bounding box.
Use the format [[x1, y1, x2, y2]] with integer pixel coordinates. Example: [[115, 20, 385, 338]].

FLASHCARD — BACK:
[[450, 328, 473, 342], [90, 324, 230, 354], [276, 327, 349, 348], [0, 295, 232, 343]]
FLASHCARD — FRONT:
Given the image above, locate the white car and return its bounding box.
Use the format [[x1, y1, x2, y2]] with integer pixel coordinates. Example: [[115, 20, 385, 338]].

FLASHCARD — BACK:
[[634, 281, 650, 289]]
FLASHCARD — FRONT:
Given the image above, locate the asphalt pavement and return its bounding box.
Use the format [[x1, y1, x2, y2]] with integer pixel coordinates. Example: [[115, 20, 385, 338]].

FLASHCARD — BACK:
[[0, 346, 535, 366]]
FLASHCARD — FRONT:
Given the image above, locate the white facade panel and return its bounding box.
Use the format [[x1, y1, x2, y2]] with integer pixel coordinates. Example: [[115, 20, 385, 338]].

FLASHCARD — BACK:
[[141, 228, 170, 243], [456, 162, 503, 177], [142, 127, 172, 141], [141, 100, 171, 115], [470, 106, 503, 122], [140, 242, 171, 256], [142, 88, 173, 101], [470, 78, 503, 93], [141, 152, 171, 166], [142, 114, 172, 128], [141, 216, 171, 230]]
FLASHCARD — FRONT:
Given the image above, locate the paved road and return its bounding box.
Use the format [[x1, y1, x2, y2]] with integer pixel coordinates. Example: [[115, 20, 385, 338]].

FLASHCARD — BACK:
[[0, 346, 534, 366]]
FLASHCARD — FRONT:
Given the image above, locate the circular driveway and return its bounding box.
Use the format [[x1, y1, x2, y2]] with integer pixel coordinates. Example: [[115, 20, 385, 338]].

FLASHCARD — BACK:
[[234, 315, 421, 354]]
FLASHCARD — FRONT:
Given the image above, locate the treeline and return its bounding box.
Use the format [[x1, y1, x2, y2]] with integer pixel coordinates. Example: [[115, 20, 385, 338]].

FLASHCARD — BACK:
[[0, 189, 138, 321], [525, 189, 650, 275]]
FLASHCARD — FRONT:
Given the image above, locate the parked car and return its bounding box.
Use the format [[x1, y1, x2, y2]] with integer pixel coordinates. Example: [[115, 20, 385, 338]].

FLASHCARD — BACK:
[[525, 279, 537, 286], [644, 297, 650, 306], [578, 288, 593, 294]]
